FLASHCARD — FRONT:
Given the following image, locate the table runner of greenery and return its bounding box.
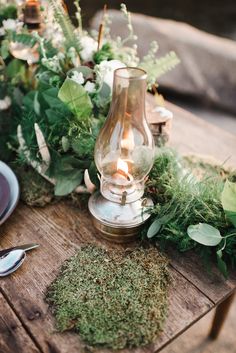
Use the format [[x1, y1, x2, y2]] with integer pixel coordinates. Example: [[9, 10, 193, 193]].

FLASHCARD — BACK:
[[0, 1, 235, 277]]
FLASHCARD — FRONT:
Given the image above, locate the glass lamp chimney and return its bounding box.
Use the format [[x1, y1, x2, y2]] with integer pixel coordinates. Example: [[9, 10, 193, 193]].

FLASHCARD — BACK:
[[94, 67, 155, 204]]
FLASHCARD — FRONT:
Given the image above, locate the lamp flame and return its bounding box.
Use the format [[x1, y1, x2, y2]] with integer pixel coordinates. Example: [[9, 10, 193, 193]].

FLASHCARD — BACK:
[[117, 158, 129, 175]]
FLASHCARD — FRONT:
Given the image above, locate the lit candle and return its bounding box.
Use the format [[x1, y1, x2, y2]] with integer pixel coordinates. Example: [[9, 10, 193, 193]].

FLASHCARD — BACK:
[[112, 158, 133, 184]]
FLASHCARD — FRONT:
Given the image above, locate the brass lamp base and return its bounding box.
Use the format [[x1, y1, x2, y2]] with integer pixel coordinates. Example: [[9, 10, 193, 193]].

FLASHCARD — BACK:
[[88, 191, 153, 243]]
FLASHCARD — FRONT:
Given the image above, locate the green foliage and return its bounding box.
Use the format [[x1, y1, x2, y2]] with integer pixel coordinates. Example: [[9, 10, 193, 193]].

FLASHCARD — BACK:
[[58, 78, 93, 125], [47, 245, 170, 349], [11, 33, 37, 48], [48, 0, 80, 53], [146, 149, 236, 276], [0, 4, 17, 26], [221, 180, 236, 227], [187, 223, 222, 246], [55, 170, 83, 196], [93, 43, 114, 64], [1, 39, 10, 59], [6, 59, 26, 82], [71, 133, 95, 159], [141, 51, 180, 86], [12, 164, 55, 207]]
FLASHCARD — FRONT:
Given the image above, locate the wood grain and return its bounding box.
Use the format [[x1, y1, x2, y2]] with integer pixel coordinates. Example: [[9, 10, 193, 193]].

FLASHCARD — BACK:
[[0, 102, 235, 353], [167, 101, 236, 168], [166, 248, 236, 304], [0, 202, 213, 353], [0, 292, 40, 353]]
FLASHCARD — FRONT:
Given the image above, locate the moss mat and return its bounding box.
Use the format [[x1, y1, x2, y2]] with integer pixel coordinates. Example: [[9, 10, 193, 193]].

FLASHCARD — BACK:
[[46, 245, 170, 350]]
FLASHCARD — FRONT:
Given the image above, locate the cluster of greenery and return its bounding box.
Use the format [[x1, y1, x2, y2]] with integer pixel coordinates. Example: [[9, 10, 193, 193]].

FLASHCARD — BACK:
[[0, 0, 180, 196], [0, 1, 235, 279], [145, 149, 236, 277], [47, 245, 170, 350]]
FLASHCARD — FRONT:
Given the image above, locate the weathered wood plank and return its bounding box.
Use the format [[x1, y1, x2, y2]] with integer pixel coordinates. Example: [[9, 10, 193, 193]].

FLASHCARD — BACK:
[[166, 248, 236, 305], [0, 292, 40, 353], [18, 201, 236, 305], [0, 101, 235, 352], [0, 202, 213, 353], [167, 101, 236, 168]]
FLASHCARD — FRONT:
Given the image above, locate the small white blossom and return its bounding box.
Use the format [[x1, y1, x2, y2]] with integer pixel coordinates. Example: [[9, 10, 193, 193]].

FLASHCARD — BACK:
[[41, 55, 61, 73], [84, 81, 96, 93], [0, 96, 11, 111], [9, 42, 39, 64], [2, 19, 23, 32], [70, 71, 84, 85], [80, 35, 97, 62], [0, 27, 5, 36], [67, 47, 80, 67], [95, 60, 126, 90]]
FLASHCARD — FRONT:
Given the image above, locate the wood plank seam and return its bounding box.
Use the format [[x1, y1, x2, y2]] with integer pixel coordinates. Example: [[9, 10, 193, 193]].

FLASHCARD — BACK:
[[0, 287, 44, 353], [169, 264, 216, 305], [210, 289, 236, 307], [152, 267, 214, 353]]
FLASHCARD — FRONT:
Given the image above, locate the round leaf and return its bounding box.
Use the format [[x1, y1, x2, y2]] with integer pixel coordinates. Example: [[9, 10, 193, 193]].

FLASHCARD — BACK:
[[187, 223, 222, 246]]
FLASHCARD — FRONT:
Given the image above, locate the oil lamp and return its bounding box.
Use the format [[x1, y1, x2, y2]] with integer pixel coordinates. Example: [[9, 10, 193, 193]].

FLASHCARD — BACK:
[[89, 67, 155, 242], [24, 0, 41, 30]]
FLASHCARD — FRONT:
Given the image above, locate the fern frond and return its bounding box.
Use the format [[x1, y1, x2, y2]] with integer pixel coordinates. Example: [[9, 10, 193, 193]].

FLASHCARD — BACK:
[[141, 51, 180, 80], [48, 0, 81, 54], [12, 33, 37, 48]]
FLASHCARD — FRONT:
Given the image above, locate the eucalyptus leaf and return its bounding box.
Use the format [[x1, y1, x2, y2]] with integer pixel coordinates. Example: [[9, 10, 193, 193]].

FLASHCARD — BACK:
[[55, 170, 83, 196], [0, 39, 10, 59], [6, 59, 25, 80], [88, 161, 100, 189], [187, 223, 222, 246], [58, 78, 92, 120], [221, 180, 236, 227], [147, 219, 162, 238], [61, 136, 70, 152], [23, 91, 35, 110], [216, 252, 228, 278], [224, 211, 236, 228]]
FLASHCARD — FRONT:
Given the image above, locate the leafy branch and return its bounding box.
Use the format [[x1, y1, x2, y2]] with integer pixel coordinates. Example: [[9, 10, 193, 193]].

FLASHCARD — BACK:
[[48, 0, 81, 54]]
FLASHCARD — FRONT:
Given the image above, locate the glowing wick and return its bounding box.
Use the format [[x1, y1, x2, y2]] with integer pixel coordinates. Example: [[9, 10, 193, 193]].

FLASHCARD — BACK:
[[113, 158, 133, 182], [117, 158, 128, 175]]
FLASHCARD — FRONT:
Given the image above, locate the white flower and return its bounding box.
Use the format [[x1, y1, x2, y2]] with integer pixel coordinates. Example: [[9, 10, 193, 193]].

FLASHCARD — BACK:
[[0, 96, 11, 111], [70, 71, 84, 85], [84, 81, 96, 93], [9, 42, 39, 64], [41, 56, 61, 73], [2, 19, 23, 32], [80, 35, 97, 62], [95, 60, 126, 89], [0, 27, 5, 36]]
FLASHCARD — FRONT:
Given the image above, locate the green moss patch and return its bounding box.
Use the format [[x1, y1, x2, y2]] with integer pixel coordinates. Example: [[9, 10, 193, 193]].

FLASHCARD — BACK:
[[46, 245, 170, 350]]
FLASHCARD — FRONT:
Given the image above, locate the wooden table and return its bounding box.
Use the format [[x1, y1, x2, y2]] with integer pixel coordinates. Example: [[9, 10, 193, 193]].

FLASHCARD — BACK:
[[0, 103, 236, 353]]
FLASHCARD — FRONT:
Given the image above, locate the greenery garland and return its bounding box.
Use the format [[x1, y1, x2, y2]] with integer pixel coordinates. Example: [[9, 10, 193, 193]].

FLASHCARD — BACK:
[[0, 1, 236, 277], [145, 149, 236, 277]]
